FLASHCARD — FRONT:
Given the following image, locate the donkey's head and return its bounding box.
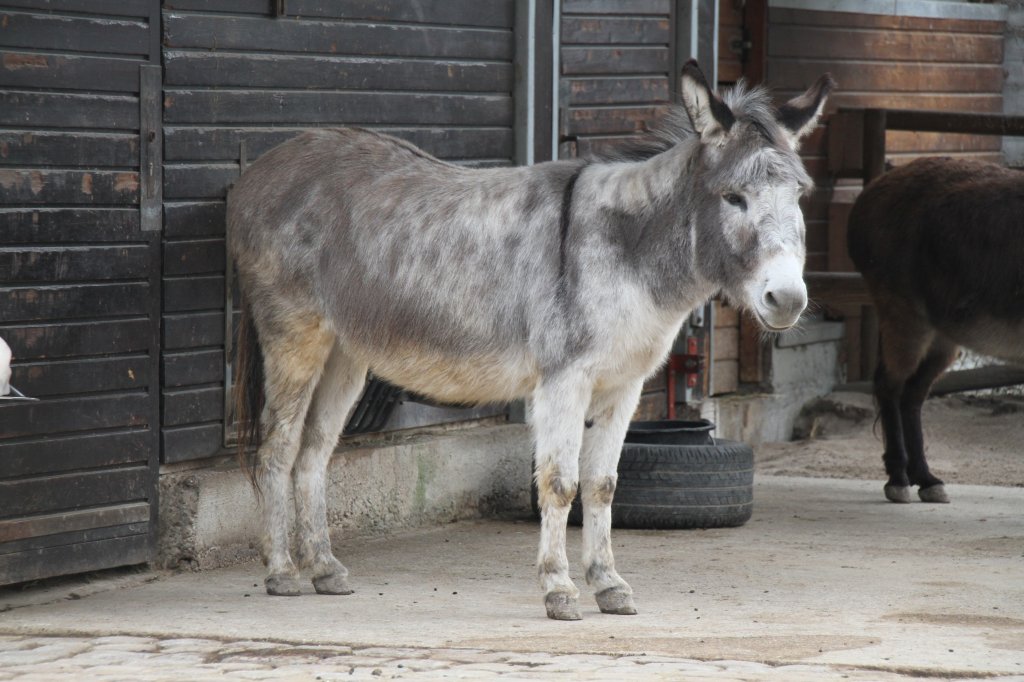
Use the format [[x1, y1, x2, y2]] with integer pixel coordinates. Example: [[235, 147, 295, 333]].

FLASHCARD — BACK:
[[681, 61, 833, 331]]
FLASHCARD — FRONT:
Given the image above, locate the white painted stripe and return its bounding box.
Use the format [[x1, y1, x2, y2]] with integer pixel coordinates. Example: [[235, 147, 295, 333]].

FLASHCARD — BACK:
[[768, 0, 1006, 21]]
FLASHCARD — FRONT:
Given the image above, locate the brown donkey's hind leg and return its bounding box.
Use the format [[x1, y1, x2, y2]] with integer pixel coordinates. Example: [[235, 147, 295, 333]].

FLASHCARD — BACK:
[[293, 343, 368, 595], [899, 337, 958, 503], [256, 313, 335, 596], [874, 299, 934, 504]]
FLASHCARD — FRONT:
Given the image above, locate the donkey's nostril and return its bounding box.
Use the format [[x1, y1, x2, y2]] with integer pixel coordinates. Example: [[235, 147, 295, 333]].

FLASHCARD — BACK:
[[763, 290, 779, 309]]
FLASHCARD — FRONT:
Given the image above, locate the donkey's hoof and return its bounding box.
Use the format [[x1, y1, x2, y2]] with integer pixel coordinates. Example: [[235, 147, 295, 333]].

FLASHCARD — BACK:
[[918, 484, 949, 504], [595, 587, 637, 615], [313, 572, 354, 595], [544, 592, 582, 621], [265, 573, 303, 596], [884, 484, 912, 504]]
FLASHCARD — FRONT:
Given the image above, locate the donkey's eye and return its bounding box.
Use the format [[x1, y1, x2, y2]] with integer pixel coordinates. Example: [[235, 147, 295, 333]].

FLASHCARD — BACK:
[[724, 193, 747, 210]]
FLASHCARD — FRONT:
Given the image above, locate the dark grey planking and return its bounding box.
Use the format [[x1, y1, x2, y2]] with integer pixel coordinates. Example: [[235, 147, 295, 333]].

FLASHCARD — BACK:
[[0, 319, 151, 360], [0, 509, 149, 552], [0, 208, 140, 244], [163, 386, 223, 427], [162, 164, 237, 200], [0, 11, 149, 55], [164, 52, 514, 93], [163, 127, 514, 162], [10, 356, 149, 397], [0, 393, 149, 440], [163, 13, 513, 60], [162, 349, 223, 388], [0, 532, 150, 586], [566, 77, 670, 106], [163, 275, 224, 312], [561, 47, 670, 75], [0, 170, 138, 204], [163, 239, 225, 277], [0, 51, 143, 93], [560, 16, 671, 44], [0, 91, 139, 129], [563, 0, 670, 14], [163, 311, 224, 349], [1, 283, 149, 322], [0, 430, 149, 479], [163, 90, 513, 126], [162, 201, 225, 238], [0, 131, 138, 168], [161, 422, 222, 463], [0, 467, 150, 518], [0, 245, 150, 282], [0, 0, 152, 17]]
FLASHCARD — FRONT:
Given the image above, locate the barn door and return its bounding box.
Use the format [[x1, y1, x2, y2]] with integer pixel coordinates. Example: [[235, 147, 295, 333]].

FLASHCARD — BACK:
[[0, 1, 162, 585]]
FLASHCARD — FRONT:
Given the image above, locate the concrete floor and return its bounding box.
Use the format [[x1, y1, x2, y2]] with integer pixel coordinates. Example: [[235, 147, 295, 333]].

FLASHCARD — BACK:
[[1, 476, 1022, 680]]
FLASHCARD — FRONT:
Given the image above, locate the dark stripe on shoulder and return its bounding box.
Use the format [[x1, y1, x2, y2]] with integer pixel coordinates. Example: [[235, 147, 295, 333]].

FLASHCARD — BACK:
[[559, 164, 587, 282]]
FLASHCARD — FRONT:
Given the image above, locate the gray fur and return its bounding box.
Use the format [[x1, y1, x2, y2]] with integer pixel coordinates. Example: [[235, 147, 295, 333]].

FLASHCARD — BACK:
[[228, 64, 832, 618]]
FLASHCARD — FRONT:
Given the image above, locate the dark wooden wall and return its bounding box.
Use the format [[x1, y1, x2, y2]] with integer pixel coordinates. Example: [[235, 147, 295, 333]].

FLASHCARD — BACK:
[[159, 0, 517, 462], [0, 0, 161, 584]]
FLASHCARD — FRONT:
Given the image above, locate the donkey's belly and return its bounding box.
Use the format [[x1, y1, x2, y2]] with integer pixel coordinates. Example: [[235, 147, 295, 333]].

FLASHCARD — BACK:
[[948, 317, 1024, 364], [362, 344, 539, 405]]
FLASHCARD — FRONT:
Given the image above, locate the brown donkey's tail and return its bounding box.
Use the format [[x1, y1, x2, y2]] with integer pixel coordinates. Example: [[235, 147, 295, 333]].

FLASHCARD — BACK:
[[234, 302, 264, 494]]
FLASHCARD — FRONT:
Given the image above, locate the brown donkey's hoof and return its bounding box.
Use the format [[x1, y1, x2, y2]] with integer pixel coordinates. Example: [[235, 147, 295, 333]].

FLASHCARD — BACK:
[[884, 485, 912, 504], [545, 592, 582, 621], [595, 587, 637, 615], [313, 572, 354, 595], [918, 484, 949, 503], [265, 574, 303, 596]]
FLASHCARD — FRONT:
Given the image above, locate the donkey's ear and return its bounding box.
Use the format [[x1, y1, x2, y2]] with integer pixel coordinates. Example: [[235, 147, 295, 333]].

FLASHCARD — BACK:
[[680, 60, 735, 142], [776, 73, 836, 149]]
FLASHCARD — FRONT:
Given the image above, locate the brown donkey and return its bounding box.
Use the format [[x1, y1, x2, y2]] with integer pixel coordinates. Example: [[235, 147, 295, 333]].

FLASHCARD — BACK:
[[847, 157, 1024, 504]]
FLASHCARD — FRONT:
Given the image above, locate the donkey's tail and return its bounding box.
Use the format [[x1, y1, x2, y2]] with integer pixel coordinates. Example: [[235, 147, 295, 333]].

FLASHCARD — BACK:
[[234, 301, 264, 495]]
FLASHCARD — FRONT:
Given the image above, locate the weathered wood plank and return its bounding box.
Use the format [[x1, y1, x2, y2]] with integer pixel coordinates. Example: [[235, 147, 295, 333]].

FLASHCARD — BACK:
[[0, 245, 149, 282], [0, 283, 150, 323], [163, 311, 224, 350], [0, 502, 149, 545], [566, 77, 669, 106], [885, 130, 1002, 154], [0, 531, 150, 586], [164, 127, 514, 162], [10, 355, 149, 397], [163, 201, 224, 238], [164, 52, 513, 93], [770, 61, 1003, 94], [768, 25, 1003, 63], [0, 393, 150, 441], [561, 16, 670, 44], [0, 91, 138, 129], [163, 275, 224, 313], [561, 47, 669, 75], [0, 1, 153, 18], [814, 93, 1003, 114], [163, 90, 513, 126], [0, 51, 143, 93], [0, 12, 149, 55], [163, 239, 224, 277], [769, 7, 1005, 35], [163, 386, 223, 427], [562, 0, 669, 15], [162, 164, 237, 200], [0, 131, 138, 168], [0, 169, 139, 205], [563, 105, 666, 136], [162, 422, 223, 463], [163, 13, 513, 60], [0, 429, 149, 479], [164, 0, 514, 27], [0, 208, 140, 244], [162, 348, 223, 387], [0, 318, 151, 360]]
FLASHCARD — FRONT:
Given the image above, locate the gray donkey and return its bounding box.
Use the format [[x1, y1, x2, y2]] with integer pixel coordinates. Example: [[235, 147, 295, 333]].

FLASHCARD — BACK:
[[228, 61, 832, 620]]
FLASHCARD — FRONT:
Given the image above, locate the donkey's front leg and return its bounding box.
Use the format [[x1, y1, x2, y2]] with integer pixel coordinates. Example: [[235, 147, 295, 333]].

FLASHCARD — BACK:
[[531, 371, 591, 620], [581, 380, 643, 615]]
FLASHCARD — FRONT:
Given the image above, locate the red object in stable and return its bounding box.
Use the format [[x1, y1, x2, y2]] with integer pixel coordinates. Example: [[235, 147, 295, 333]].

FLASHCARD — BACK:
[[666, 339, 703, 419]]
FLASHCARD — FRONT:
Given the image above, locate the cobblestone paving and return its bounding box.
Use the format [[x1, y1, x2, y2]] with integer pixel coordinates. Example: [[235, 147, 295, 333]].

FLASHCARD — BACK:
[[2, 635, 1017, 681]]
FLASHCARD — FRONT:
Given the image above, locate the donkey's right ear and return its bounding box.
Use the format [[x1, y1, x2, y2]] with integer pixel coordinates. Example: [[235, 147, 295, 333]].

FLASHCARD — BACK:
[[680, 60, 735, 143]]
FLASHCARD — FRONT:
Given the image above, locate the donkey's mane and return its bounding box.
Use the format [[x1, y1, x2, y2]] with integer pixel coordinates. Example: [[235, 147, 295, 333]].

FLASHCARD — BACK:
[[601, 80, 780, 162]]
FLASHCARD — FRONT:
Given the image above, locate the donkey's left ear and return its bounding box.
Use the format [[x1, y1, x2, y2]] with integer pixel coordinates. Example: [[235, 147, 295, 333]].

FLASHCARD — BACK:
[[776, 74, 836, 150]]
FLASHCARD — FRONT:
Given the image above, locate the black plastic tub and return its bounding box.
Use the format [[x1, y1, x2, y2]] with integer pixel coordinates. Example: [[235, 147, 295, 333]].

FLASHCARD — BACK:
[[624, 419, 715, 445]]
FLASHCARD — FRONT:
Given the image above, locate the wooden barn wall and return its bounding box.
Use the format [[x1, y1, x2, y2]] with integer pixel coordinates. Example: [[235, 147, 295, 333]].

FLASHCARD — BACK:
[[0, 0, 161, 584], [766, 5, 1005, 274], [160, 0, 517, 463]]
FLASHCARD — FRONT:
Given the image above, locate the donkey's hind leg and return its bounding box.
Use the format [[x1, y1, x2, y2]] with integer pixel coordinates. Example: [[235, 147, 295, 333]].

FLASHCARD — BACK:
[[900, 337, 958, 503], [257, 316, 335, 596], [293, 343, 368, 594], [874, 300, 934, 504], [580, 379, 643, 616], [531, 369, 591, 620]]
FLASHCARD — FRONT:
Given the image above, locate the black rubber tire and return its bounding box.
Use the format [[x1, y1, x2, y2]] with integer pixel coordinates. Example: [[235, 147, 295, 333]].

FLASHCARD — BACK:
[[531, 440, 754, 530]]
